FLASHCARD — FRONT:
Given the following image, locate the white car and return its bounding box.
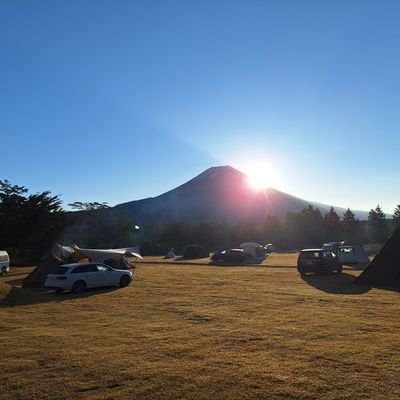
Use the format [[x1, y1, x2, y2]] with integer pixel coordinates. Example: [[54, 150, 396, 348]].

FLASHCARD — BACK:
[[0, 250, 10, 275], [45, 262, 133, 293]]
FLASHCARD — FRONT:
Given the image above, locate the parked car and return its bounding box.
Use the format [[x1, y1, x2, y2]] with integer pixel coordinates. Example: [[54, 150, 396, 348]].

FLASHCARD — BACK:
[[265, 244, 277, 253], [297, 249, 343, 275], [211, 249, 247, 263], [45, 262, 133, 293], [0, 251, 10, 275]]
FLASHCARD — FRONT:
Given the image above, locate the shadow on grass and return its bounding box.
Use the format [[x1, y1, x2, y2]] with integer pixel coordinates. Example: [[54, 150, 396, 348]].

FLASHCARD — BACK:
[[343, 263, 368, 271], [1, 284, 120, 308], [301, 272, 371, 295], [174, 256, 210, 261], [208, 261, 295, 268]]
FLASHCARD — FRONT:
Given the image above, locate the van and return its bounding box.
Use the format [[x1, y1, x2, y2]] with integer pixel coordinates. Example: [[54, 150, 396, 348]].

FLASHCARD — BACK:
[[0, 251, 10, 275]]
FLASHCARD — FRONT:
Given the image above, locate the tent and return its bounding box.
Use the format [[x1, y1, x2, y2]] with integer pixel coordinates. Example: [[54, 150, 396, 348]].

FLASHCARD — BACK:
[[22, 244, 142, 288], [71, 245, 142, 263], [22, 254, 64, 288], [165, 249, 176, 259], [183, 245, 209, 259], [355, 228, 400, 287], [240, 242, 266, 259], [323, 241, 369, 265]]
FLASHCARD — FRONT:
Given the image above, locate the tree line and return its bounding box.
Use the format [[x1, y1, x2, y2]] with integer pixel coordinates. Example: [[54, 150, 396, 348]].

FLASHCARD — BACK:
[[136, 204, 399, 254], [1, 179, 399, 261]]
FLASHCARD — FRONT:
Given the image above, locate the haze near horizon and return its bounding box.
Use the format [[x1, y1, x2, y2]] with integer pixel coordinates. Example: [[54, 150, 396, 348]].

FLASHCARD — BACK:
[[1, 1, 399, 214]]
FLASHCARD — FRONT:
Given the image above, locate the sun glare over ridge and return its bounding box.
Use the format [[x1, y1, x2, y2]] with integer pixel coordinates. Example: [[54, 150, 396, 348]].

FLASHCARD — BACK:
[[243, 163, 280, 191], [247, 173, 270, 190]]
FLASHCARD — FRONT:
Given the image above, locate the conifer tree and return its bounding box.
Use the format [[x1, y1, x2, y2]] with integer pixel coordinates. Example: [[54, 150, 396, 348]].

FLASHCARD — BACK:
[[324, 206, 341, 240], [393, 205, 400, 227], [0, 180, 64, 261], [368, 204, 387, 243]]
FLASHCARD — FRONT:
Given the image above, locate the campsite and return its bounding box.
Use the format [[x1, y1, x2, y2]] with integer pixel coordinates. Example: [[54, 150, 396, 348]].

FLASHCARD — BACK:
[[1, 251, 400, 400], [3, 2, 400, 399]]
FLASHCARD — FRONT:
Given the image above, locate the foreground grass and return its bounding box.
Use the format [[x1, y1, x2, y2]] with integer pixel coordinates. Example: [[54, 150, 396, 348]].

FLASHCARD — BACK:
[[0, 254, 399, 400]]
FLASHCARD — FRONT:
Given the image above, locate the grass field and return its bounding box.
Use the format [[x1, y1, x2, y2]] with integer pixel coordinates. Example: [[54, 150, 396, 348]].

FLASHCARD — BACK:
[[0, 253, 399, 400]]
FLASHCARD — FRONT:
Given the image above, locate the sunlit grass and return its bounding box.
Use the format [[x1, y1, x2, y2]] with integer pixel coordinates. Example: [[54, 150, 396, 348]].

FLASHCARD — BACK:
[[0, 255, 399, 399]]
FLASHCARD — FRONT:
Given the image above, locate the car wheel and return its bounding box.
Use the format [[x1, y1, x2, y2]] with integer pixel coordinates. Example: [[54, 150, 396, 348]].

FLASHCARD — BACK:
[[119, 275, 131, 287], [72, 280, 86, 294], [336, 264, 343, 274], [298, 268, 306, 276], [1, 267, 6, 276]]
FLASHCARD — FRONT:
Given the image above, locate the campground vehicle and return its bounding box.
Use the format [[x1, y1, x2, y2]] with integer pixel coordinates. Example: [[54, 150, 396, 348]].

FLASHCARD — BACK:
[[265, 244, 277, 253], [323, 241, 369, 265], [211, 249, 247, 263], [297, 249, 343, 275], [0, 251, 10, 275], [45, 262, 133, 293]]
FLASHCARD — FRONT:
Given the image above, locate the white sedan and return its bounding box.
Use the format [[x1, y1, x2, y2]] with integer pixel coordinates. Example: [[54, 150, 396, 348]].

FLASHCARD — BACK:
[[45, 262, 133, 293]]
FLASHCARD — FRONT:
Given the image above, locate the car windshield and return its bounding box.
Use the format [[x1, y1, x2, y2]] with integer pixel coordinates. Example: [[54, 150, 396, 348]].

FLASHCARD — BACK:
[[97, 265, 112, 272], [299, 251, 321, 260], [50, 266, 70, 275]]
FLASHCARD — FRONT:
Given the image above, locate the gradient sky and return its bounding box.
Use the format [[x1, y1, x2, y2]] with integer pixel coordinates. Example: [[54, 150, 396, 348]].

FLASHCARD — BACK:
[[1, 0, 399, 214]]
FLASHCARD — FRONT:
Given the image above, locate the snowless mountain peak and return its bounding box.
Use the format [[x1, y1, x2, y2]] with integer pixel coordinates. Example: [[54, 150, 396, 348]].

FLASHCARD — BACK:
[[114, 165, 369, 222]]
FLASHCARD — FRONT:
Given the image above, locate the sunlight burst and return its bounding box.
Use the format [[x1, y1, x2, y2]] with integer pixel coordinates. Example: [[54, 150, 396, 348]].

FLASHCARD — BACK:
[[244, 163, 280, 191], [247, 173, 270, 190]]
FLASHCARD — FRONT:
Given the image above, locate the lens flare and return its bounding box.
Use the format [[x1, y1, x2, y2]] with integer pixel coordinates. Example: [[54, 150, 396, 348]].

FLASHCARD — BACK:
[[244, 164, 280, 191], [247, 172, 270, 190]]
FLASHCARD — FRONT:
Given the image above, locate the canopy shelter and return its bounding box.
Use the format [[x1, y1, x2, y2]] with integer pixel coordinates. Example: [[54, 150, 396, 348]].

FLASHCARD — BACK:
[[23, 244, 142, 288], [71, 245, 142, 263]]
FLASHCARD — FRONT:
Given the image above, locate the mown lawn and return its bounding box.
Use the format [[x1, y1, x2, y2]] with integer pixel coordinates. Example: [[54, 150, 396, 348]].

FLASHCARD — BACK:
[[0, 254, 399, 400]]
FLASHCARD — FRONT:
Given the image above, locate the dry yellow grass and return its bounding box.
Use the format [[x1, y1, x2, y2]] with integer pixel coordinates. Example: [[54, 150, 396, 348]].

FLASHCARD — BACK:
[[0, 253, 399, 400]]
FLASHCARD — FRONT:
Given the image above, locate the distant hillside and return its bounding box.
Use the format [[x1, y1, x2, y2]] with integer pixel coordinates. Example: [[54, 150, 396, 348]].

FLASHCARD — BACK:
[[114, 166, 369, 223]]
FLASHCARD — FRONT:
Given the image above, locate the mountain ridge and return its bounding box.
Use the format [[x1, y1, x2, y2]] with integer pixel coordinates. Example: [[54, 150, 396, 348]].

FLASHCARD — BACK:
[[114, 166, 369, 222]]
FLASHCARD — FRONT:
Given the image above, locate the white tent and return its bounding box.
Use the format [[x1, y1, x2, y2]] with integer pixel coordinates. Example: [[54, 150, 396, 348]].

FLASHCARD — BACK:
[[52, 244, 142, 263], [72, 245, 142, 262], [336, 245, 369, 265], [240, 242, 266, 259], [323, 242, 368, 265]]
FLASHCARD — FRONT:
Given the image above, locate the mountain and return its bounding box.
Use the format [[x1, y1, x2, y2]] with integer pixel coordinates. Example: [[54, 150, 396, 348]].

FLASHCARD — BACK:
[[114, 166, 369, 223]]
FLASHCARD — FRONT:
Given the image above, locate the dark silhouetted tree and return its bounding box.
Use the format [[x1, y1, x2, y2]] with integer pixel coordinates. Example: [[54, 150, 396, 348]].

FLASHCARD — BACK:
[[61, 201, 136, 249], [282, 205, 324, 248], [323, 207, 341, 242], [262, 216, 282, 245], [393, 205, 400, 227], [0, 180, 64, 261], [368, 205, 387, 243], [341, 208, 359, 241]]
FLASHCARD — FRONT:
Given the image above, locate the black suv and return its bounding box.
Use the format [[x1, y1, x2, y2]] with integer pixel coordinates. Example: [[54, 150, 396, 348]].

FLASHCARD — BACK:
[[297, 249, 343, 275]]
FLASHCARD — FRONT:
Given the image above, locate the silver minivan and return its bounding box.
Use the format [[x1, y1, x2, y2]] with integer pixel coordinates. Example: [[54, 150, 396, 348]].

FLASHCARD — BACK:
[[0, 251, 10, 275]]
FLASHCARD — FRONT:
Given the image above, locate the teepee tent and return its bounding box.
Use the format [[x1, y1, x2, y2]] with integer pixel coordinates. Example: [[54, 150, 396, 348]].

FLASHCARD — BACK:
[[22, 254, 64, 288], [355, 228, 400, 287]]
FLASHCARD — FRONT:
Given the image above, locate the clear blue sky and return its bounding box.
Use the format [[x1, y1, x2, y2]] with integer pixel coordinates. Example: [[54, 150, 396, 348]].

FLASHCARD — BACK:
[[1, 0, 399, 214]]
